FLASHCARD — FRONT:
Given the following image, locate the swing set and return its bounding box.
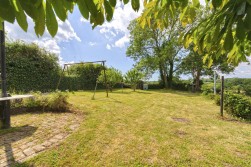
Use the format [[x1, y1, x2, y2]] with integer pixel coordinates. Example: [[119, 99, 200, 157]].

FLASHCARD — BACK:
[[56, 60, 109, 99]]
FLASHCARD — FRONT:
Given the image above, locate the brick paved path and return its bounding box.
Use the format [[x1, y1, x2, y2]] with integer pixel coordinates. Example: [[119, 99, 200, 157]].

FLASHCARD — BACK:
[[0, 112, 83, 167]]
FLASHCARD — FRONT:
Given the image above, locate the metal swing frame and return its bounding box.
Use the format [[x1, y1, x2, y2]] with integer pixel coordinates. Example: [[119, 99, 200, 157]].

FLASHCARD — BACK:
[[56, 60, 109, 99]]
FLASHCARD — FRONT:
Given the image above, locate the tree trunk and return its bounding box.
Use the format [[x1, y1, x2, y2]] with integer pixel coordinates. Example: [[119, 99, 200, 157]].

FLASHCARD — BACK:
[[159, 64, 165, 88], [167, 62, 174, 88], [195, 70, 201, 92], [163, 69, 168, 89], [133, 85, 136, 91]]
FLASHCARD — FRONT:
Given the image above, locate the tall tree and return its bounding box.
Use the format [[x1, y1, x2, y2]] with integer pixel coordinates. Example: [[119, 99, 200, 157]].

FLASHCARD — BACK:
[[127, 17, 185, 88], [180, 45, 235, 91], [139, 0, 251, 65]]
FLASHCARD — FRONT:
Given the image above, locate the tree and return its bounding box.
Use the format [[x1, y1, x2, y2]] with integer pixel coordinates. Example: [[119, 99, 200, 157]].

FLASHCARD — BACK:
[[139, 0, 251, 65], [127, 17, 185, 89], [124, 68, 143, 91], [180, 45, 235, 91], [98, 67, 123, 92]]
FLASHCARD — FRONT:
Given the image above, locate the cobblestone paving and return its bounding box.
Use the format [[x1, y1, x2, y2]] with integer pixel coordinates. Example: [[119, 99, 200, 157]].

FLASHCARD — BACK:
[[0, 112, 83, 167]]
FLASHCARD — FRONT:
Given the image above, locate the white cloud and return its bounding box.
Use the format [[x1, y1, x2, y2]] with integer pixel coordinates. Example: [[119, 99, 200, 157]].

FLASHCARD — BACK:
[[88, 42, 97, 46], [5, 17, 81, 64], [114, 34, 130, 48], [97, 1, 143, 48], [34, 39, 61, 55], [106, 44, 111, 50], [80, 17, 88, 23]]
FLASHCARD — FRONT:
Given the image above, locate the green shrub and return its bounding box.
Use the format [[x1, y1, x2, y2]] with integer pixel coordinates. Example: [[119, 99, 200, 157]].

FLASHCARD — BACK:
[[12, 91, 70, 112], [47, 91, 69, 111], [214, 95, 221, 106], [224, 93, 251, 119], [201, 82, 221, 95]]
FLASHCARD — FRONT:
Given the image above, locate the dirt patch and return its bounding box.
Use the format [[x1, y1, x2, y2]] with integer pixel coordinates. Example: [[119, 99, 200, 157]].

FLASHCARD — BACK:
[[174, 130, 187, 138]]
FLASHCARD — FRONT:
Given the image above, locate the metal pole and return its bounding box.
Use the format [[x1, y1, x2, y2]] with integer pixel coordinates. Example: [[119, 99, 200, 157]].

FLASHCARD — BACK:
[[220, 76, 224, 117], [56, 65, 66, 90], [0, 22, 10, 128], [214, 70, 216, 95], [102, 61, 108, 97]]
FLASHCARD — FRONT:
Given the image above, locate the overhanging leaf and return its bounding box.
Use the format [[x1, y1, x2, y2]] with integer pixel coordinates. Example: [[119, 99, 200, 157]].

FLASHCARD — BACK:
[[0, 0, 15, 23], [77, 0, 90, 20], [46, 1, 58, 37], [224, 29, 233, 52], [236, 19, 246, 41]]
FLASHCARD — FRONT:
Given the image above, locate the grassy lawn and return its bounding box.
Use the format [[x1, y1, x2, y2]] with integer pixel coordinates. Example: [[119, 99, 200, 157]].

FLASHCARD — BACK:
[[19, 89, 251, 166]]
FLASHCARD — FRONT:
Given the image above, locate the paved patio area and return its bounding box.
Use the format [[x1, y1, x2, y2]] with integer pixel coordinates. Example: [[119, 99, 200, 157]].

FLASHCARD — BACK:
[[0, 111, 83, 167]]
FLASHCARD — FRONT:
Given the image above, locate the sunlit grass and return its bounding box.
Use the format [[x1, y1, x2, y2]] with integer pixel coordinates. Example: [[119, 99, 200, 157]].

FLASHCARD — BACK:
[[19, 89, 251, 166]]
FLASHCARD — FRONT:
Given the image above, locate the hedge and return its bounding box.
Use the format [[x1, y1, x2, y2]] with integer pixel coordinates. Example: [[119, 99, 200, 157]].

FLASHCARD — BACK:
[[224, 93, 251, 119], [5, 41, 106, 92]]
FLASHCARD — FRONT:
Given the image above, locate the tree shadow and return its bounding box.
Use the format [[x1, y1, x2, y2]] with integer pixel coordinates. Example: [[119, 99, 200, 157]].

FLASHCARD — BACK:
[[0, 125, 37, 166], [10, 107, 76, 116], [148, 89, 200, 97]]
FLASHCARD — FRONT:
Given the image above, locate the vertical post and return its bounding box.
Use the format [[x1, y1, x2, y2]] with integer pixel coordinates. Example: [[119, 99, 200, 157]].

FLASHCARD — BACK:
[[220, 76, 224, 117], [56, 65, 66, 90], [0, 22, 10, 128], [214, 70, 216, 95], [102, 61, 108, 97]]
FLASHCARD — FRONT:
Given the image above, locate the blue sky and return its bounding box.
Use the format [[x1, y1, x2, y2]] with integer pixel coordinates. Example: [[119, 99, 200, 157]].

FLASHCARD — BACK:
[[5, 1, 251, 80]]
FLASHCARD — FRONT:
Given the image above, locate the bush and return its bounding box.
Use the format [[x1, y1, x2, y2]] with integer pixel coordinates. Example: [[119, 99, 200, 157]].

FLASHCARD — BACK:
[[148, 83, 163, 89], [224, 93, 251, 119], [12, 91, 70, 112], [201, 82, 221, 95], [214, 95, 221, 106]]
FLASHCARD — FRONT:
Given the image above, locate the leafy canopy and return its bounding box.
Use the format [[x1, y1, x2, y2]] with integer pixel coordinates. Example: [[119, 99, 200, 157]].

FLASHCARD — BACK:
[[98, 67, 123, 89], [0, 0, 141, 37], [138, 0, 251, 65], [1, 0, 251, 65]]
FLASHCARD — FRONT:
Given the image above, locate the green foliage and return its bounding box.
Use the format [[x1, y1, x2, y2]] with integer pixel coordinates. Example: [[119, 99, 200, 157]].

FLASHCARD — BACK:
[[98, 67, 123, 91], [13, 91, 70, 112], [0, 0, 141, 36], [201, 82, 220, 95], [214, 94, 221, 106], [225, 78, 251, 96], [138, 0, 251, 65], [224, 93, 251, 119], [124, 68, 143, 91], [66, 63, 104, 90], [172, 79, 190, 91], [5, 41, 61, 92], [127, 17, 184, 89]]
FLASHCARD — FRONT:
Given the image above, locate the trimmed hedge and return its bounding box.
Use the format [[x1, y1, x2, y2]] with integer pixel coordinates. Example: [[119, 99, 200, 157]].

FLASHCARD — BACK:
[[5, 41, 106, 92], [224, 93, 251, 119], [6, 41, 60, 92], [208, 92, 251, 119]]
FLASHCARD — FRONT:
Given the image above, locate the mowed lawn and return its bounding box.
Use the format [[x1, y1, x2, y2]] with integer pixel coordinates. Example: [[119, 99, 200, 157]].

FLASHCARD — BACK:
[[21, 89, 251, 166]]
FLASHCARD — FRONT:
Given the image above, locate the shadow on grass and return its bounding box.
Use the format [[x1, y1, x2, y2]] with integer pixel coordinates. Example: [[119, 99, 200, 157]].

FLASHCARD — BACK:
[[218, 115, 251, 125], [10, 106, 86, 116], [92, 97, 123, 103], [0, 125, 37, 166], [147, 89, 200, 96]]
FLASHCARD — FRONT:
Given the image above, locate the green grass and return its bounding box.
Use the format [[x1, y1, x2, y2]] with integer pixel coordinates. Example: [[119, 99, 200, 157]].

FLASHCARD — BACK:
[[20, 89, 251, 166]]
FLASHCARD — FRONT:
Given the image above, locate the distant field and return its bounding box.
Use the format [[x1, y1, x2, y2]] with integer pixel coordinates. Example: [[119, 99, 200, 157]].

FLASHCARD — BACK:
[[20, 89, 251, 166]]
